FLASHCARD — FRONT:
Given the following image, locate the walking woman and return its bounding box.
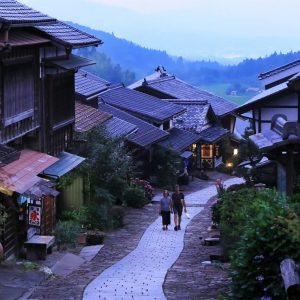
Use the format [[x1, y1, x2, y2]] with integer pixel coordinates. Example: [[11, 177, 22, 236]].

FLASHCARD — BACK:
[[159, 190, 172, 230]]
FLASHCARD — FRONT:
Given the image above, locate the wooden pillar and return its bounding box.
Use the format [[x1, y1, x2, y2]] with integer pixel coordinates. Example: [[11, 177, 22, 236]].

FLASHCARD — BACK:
[[286, 149, 295, 196], [280, 259, 300, 300]]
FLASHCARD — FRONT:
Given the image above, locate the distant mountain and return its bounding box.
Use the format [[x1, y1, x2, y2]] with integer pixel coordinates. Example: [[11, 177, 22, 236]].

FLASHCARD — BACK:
[[70, 22, 300, 102]]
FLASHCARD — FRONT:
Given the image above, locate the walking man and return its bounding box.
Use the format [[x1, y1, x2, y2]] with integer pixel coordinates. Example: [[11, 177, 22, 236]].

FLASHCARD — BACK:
[[171, 184, 187, 231]]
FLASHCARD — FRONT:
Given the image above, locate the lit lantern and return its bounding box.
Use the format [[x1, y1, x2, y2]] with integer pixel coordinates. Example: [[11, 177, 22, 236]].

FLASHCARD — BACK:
[[226, 162, 233, 168], [233, 148, 238, 156]]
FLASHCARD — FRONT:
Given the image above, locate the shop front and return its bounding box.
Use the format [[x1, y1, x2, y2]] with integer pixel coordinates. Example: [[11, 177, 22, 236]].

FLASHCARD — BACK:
[[0, 149, 58, 259]]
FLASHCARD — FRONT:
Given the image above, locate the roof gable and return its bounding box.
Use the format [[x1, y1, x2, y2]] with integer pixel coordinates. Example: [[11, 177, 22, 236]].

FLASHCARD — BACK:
[[99, 85, 185, 123], [129, 66, 237, 117], [167, 100, 217, 134]]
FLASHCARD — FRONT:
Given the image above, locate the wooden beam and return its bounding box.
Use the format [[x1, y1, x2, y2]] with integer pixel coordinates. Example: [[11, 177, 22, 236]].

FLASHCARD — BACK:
[[280, 259, 300, 300]]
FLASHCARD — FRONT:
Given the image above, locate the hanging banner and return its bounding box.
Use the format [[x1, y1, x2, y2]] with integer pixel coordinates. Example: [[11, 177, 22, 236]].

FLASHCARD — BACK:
[[28, 205, 42, 227]]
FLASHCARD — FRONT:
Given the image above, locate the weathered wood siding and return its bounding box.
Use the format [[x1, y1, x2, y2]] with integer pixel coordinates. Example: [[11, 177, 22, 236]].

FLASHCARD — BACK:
[[44, 70, 75, 156], [2, 206, 18, 260], [0, 46, 40, 143]]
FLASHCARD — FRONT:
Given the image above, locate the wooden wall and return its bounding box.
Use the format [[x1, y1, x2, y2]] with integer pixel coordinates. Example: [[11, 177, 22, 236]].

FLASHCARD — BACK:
[[0, 46, 40, 144]]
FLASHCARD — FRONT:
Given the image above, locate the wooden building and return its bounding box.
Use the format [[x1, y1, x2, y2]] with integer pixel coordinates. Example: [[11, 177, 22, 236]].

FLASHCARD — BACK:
[[237, 59, 300, 195], [0, 0, 101, 259], [166, 99, 230, 169]]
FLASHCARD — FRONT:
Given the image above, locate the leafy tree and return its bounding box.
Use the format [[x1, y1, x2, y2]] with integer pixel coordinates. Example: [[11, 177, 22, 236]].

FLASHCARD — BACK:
[[149, 146, 183, 188], [67, 126, 136, 229]]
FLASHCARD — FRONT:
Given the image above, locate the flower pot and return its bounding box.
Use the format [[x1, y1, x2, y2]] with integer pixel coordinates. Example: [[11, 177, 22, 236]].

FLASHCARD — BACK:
[[76, 232, 87, 245]]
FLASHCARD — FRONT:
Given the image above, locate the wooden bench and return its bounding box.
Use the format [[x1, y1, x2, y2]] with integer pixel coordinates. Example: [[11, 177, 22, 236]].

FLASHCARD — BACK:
[[24, 235, 55, 260]]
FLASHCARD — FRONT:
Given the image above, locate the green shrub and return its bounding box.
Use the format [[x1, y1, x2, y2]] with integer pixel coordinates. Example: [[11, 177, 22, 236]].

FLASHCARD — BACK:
[[216, 187, 300, 299], [230, 210, 300, 299], [109, 205, 125, 228], [107, 176, 128, 204], [55, 220, 81, 249], [124, 186, 147, 208]]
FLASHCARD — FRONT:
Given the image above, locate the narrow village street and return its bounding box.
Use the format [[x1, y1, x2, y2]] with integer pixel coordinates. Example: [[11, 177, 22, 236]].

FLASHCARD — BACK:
[[14, 173, 243, 300]]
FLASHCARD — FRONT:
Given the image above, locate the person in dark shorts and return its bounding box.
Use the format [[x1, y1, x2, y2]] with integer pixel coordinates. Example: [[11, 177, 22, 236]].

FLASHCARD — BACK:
[[159, 190, 172, 230], [171, 184, 187, 231]]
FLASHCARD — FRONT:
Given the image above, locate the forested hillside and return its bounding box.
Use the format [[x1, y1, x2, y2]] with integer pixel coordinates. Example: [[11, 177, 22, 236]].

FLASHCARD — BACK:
[[71, 22, 300, 103]]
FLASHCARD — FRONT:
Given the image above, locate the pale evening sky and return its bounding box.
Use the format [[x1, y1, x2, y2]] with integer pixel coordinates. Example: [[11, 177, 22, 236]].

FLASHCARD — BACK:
[[20, 0, 300, 61]]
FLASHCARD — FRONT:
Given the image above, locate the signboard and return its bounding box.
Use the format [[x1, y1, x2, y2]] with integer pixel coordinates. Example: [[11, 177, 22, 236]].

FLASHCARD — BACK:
[[28, 205, 42, 227]]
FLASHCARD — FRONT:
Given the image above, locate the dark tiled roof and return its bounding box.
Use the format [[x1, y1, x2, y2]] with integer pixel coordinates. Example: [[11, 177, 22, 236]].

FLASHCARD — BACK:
[[42, 151, 85, 178], [198, 126, 229, 143], [158, 127, 201, 153], [104, 117, 137, 138], [141, 76, 237, 116], [259, 59, 300, 80], [167, 100, 215, 134], [99, 103, 169, 148], [0, 0, 56, 26], [75, 70, 110, 100], [35, 21, 101, 48], [99, 85, 185, 122], [75, 102, 112, 133]]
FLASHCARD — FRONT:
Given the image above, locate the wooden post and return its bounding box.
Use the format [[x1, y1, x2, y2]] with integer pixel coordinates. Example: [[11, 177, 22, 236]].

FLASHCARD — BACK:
[[286, 149, 295, 196], [280, 258, 300, 300]]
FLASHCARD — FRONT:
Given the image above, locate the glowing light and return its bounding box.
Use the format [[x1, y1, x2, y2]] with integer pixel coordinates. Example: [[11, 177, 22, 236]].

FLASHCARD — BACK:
[[233, 148, 238, 156]]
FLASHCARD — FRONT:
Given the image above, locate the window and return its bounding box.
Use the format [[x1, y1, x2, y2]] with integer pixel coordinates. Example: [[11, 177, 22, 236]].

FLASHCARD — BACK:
[[201, 144, 213, 158]]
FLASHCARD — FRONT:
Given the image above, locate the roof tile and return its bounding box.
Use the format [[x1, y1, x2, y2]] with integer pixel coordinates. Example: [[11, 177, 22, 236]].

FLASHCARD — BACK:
[[129, 67, 237, 116], [99, 103, 169, 148], [0, 0, 56, 26], [99, 85, 185, 122]]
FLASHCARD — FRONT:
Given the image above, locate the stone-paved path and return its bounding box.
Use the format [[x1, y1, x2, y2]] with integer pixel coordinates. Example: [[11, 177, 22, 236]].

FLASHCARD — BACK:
[[83, 177, 244, 300], [164, 198, 230, 300], [30, 204, 159, 299]]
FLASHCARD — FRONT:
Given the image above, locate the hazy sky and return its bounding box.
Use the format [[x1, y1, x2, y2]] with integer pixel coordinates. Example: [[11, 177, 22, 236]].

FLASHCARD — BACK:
[[20, 0, 300, 61]]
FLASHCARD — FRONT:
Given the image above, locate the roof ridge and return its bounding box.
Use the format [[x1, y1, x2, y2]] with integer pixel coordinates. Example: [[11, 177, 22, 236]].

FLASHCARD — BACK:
[[143, 75, 175, 85], [167, 99, 209, 105], [259, 59, 300, 80]]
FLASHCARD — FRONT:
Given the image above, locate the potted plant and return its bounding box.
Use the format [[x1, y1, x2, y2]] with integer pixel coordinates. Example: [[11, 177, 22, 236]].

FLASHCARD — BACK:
[[0, 203, 8, 261]]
